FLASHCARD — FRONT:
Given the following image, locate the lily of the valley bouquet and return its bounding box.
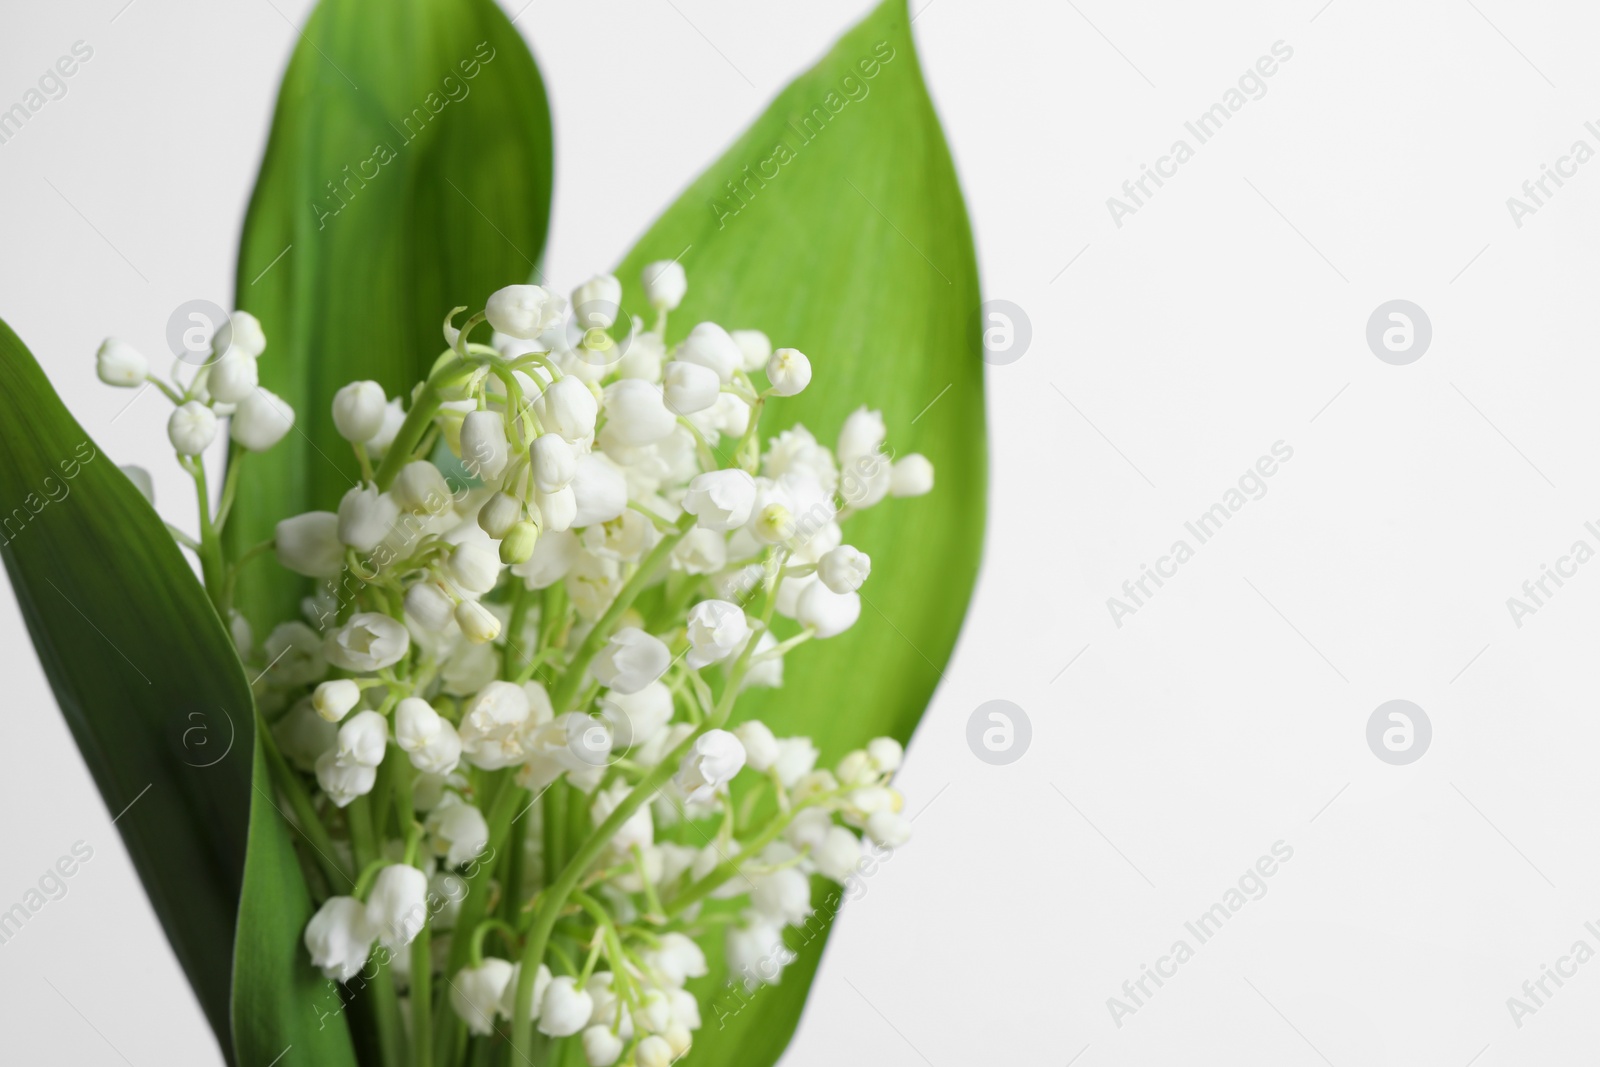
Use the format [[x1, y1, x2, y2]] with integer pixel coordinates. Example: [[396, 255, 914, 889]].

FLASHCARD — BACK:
[[0, 1, 982, 1066]]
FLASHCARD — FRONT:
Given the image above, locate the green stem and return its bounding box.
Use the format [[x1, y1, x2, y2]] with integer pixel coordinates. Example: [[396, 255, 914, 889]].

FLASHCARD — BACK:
[[187, 459, 227, 612], [509, 724, 715, 1053], [214, 455, 244, 530], [374, 354, 485, 490], [434, 776, 523, 1065], [257, 715, 354, 889], [410, 924, 433, 1067], [548, 513, 696, 712]]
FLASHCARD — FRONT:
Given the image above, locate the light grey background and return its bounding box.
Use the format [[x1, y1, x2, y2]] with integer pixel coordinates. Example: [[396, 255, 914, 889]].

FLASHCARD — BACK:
[[2, 0, 1597, 1063]]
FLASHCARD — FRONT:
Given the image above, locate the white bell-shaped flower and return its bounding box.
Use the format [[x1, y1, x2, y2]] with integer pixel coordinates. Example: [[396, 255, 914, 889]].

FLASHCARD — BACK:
[[315, 751, 376, 807], [96, 338, 147, 386], [662, 360, 720, 416], [275, 511, 344, 578], [450, 958, 515, 1035], [640, 260, 687, 311], [332, 380, 387, 443], [231, 387, 295, 451], [486, 284, 564, 339], [460, 410, 510, 480], [684, 600, 749, 669], [676, 322, 741, 383], [765, 348, 811, 396], [304, 896, 373, 981], [817, 545, 870, 594], [538, 976, 594, 1037], [325, 612, 410, 672], [168, 401, 217, 456], [365, 864, 428, 952], [313, 679, 360, 723], [674, 729, 746, 803], [682, 469, 756, 531], [592, 628, 670, 695], [891, 453, 934, 496], [337, 484, 399, 552], [534, 376, 599, 443], [208, 350, 258, 403], [213, 310, 266, 359], [336, 710, 388, 767]]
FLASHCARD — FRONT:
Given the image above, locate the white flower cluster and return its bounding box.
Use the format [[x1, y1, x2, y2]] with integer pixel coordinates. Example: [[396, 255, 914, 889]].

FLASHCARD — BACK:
[[98, 263, 930, 1066]]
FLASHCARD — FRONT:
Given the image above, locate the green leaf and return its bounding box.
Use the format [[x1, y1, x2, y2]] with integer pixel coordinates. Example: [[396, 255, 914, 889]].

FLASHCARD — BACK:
[[0, 320, 255, 1058], [230, 737, 360, 1067], [227, 0, 555, 633], [613, 1, 985, 1062]]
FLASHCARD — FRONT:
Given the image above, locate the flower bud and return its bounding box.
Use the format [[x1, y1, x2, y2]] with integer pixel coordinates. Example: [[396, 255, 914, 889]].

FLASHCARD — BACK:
[[392, 461, 451, 513], [568, 454, 628, 527], [734, 720, 780, 772], [208, 350, 258, 404], [796, 582, 860, 638], [336, 710, 388, 767], [890, 453, 934, 496], [448, 542, 502, 596], [817, 545, 871, 593], [427, 800, 490, 866], [404, 581, 455, 632], [813, 826, 864, 882], [275, 511, 344, 578], [534, 376, 599, 443], [231, 387, 295, 451], [837, 406, 886, 463], [412, 719, 462, 776], [460, 410, 509, 479], [304, 896, 373, 981], [331, 382, 390, 444], [530, 434, 576, 493], [366, 863, 428, 952], [96, 338, 147, 386], [168, 401, 218, 455], [685, 600, 749, 669], [313, 679, 361, 723], [675, 728, 746, 802], [477, 491, 522, 538], [337, 484, 399, 552], [451, 958, 514, 1035], [641, 260, 687, 311], [500, 520, 539, 565], [455, 599, 501, 643], [636, 1035, 674, 1067], [315, 750, 376, 807], [572, 274, 622, 329], [602, 379, 676, 446], [765, 348, 811, 396], [592, 627, 670, 695], [867, 736, 903, 773], [536, 485, 578, 533], [367, 398, 406, 456], [582, 1025, 624, 1067], [394, 697, 441, 753], [213, 310, 266, 359], [730, 329, 771, 373], [663, 360, 720, 415], [866, 809, 912, 848], [682, 469, 756, 531], [676, 322, 741, 383], [486, 284, 564, 339]]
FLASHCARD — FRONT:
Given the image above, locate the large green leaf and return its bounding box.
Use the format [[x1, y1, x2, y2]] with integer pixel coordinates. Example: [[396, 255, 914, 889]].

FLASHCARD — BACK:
[[231, 736, 360, 1067], [0, 321, 255, 1058], [613, 1, 985, 1062], [227, 0, 555, 633]]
